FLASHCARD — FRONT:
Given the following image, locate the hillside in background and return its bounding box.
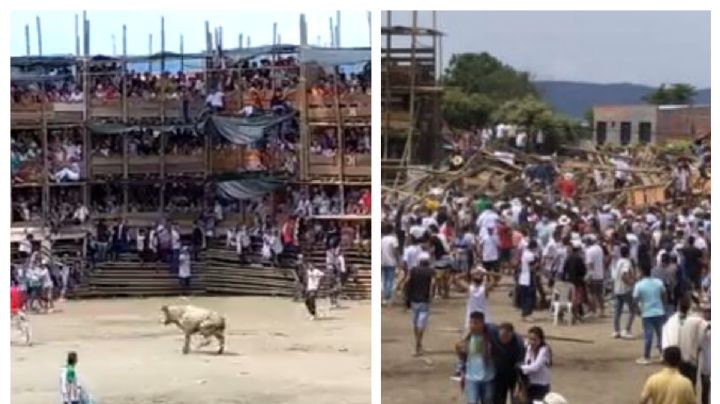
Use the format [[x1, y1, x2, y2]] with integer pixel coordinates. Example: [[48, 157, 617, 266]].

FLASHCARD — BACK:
[[534, 81, 711, 120]]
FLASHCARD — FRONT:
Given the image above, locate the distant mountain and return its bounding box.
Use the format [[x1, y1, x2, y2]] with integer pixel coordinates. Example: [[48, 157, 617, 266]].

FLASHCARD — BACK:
[[533, 80, 711, 120]]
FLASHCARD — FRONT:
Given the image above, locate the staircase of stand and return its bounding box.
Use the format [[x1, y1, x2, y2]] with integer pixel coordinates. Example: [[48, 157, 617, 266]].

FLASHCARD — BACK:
[[75, 252, 206, 298], [75, 238, 371, 299]]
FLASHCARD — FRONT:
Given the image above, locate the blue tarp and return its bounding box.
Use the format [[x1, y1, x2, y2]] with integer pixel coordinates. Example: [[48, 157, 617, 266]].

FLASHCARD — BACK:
[[216, 178, 284, 200]]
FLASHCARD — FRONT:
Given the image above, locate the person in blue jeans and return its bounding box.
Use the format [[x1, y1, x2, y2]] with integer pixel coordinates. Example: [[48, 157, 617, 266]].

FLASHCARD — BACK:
[[456, 311, 496, 404], [633, 264, 666, 365], [381, 223, 400, 305], [612, 245, 636, 338]]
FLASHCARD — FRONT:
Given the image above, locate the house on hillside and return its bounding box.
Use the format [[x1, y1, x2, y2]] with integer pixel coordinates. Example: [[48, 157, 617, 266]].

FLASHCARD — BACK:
[[592, 104, 710, 145]]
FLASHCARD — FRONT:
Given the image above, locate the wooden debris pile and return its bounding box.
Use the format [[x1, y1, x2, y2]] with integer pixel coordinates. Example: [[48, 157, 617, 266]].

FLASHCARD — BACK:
[[386, 142, 709, 209]]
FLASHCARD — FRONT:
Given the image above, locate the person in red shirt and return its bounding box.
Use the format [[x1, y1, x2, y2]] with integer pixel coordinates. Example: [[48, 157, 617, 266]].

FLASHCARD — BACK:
[[11, 285, 31, 346], [556, 173, 576, 201], [497, 219, 515, 273], [359, 189, 371, 215]]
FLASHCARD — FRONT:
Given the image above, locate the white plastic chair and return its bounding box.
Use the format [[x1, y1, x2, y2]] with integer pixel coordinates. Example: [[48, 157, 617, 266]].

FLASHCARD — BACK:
[[551, 281, 573, 326]]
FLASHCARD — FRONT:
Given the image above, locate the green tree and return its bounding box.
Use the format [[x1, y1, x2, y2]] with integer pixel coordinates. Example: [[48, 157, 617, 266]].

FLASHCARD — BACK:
[[643, 83, 697, 105], [443, 52, 537, 102], [442, 88, 496, 129], [492, 95, 554, 132]]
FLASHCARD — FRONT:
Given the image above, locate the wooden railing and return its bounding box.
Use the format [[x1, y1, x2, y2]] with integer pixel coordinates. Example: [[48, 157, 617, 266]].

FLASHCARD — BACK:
[[306, 93, 371, 121], [308, 153, 370, 177]]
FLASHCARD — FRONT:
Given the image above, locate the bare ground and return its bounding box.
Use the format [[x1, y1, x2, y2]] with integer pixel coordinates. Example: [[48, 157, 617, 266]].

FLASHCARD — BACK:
[[11, 296, 370, 404], [381, 283, 664, 404]]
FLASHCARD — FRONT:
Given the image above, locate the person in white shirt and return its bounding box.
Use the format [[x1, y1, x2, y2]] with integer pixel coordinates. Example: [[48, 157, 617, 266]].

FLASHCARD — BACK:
[[476, 208, 500, 235], [171, 225, 181, 273], [305, 264, 324, 320], [521, 326, 552, 401], [206, 89, 224, 112], [612, 245, 636, 339], [72, 204, 90, 224], [178, 247, 192, 294], [518, 240, 539, 321], [478, 226, 500, 276], [699, 305, 710, 404], [381, 224, 400, 305], [661, 295, 710, 387], [584, 236, 606, 317]]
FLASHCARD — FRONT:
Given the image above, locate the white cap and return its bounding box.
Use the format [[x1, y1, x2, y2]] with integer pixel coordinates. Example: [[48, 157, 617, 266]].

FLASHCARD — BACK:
[[538, 392, 569, 404], [418, 251, 431, 263]]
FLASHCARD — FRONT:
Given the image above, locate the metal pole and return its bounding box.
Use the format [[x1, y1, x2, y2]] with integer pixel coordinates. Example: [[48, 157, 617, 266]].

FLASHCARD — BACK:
[[382, 11, 391, 160], [75, 14, 80, 56], [247, 36, 251, 48], [329, 17, 334, 47], [112, 34, 116, 56], [239, 33, 243, 49], [25, 24, 30, 56]]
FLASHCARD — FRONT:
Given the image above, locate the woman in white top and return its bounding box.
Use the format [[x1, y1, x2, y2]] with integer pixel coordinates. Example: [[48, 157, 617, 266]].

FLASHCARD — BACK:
[[521, 326, 552, 402]]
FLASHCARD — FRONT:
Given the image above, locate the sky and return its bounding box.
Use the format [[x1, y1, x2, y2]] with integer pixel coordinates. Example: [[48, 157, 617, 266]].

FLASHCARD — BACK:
[[382, 11, 710, 88], [11, 10, 371, 57]]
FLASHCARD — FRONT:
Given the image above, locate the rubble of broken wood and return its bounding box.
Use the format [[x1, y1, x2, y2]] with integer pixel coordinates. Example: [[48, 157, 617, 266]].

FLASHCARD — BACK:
[[384, 142, 710, 209]]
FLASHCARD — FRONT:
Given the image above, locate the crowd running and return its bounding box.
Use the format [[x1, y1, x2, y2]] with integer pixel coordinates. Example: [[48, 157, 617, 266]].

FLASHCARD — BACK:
[[381, 145, 710, 403]]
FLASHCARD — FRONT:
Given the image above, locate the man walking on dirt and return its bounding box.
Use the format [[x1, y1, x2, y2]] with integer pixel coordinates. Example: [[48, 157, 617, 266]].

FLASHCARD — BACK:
[[405, 253, 435, 356]]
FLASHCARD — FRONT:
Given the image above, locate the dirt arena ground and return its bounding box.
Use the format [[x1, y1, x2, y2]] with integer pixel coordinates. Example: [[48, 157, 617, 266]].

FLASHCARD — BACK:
[[382, 283, 668, 404], [11, 296, 370, 404]]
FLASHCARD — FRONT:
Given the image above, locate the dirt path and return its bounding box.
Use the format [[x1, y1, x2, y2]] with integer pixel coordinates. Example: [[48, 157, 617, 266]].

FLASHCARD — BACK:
[[11, 296, 370, 404], [381, 285, 663, 404]]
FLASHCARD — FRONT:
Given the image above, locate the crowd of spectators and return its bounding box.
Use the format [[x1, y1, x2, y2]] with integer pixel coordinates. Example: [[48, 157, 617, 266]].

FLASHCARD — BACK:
[[127, 129, 162, 156], [127, 184, 161, 213], [91, 134, 124, 158], [165, 128, 204, 156], [90, 184, 123, 215], [309, 63, 371, 96], [48, 187, 86, 229], [11, 131, 44, 184], [344, 187, 371, 215], [11, 188, 43, 223], [47, 128, 83, 182], [165, 182, 204, 214]]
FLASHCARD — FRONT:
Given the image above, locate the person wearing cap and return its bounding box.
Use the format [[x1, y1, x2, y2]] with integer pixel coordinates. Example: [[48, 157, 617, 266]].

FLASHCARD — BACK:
[[661, 295, 709, 388], [177, 246, 192, 295], [405, 253, 435, 356], [640, 346, 696, 404]]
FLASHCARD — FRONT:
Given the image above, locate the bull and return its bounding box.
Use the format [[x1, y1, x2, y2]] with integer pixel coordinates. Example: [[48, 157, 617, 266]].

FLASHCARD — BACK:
[[160, 305, 226, 355]]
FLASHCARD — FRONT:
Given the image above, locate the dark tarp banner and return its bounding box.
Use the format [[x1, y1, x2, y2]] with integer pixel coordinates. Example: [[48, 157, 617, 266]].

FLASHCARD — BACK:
[[199, 111, 296, 145], [216, 178, 284, 200]]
